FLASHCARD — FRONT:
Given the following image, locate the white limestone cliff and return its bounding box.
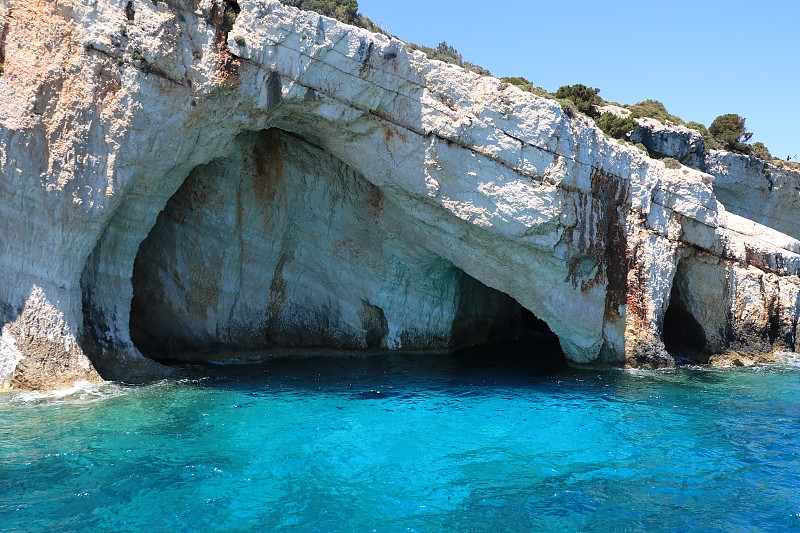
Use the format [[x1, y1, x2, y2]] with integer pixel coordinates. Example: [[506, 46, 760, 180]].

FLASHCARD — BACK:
[[626, 112, 800, 241], [705, 151, 800, 241], [0, 0, 798, 389]]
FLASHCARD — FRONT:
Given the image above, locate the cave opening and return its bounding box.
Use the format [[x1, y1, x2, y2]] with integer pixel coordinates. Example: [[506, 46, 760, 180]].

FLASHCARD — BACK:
[[662, 273, 708, 363], [451, 304, 566, 376], [127, 128, 566, 375]]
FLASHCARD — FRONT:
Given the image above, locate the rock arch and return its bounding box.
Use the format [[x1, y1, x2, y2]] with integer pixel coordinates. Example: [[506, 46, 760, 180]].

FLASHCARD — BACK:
[[2, 0, 799, 388], [125, 128, 557, 363]]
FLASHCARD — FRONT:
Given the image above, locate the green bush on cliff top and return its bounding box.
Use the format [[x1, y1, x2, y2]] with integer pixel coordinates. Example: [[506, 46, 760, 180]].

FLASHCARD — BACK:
[[751, 142, 772, 161], [554, 84, 600, 116], [407, 41, 491, 76], [280, 0, 357, 26], [595, 112, 638, 140], [627, 99, 685, 126], [500, 76, 550, 97], [685, 121, 721, 151], [709, 113, 753, 153], [280, 0, 384, 34]]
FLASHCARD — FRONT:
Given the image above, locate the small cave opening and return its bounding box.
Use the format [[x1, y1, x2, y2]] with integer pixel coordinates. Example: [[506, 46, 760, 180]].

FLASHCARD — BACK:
[[768, 313, 781, 346], [451, 305, 566, 376], [127, 128, 567, 377], [448, 272, 567, 375], [662, 277, 708, 363]]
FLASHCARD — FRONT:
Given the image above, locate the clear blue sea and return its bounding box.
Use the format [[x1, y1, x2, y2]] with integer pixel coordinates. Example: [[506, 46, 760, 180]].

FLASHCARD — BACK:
[[2, 351, 800, 532]]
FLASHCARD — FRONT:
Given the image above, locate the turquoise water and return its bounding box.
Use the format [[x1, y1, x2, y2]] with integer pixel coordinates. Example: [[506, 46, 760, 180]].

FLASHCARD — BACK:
[[2, 352, 800, 532]]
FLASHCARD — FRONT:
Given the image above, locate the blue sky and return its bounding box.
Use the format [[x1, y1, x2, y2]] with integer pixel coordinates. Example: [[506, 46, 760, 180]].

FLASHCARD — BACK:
[[359, 0, 799, 159]]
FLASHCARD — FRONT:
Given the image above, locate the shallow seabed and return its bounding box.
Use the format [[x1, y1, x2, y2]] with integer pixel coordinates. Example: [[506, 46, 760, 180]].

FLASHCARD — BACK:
[[2, 352, 800, 532]]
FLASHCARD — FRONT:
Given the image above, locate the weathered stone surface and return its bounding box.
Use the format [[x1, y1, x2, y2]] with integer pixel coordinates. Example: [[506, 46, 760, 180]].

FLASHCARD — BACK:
[[130, 130, 527, 359], [630, 117, 705, 168], [705, 151, 800, 241], [625, 119, 799, 242], [1, 0, 798, 389]]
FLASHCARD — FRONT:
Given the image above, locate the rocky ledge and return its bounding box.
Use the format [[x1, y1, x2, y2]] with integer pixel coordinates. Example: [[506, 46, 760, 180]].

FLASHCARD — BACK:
[[1, 0, 798, 390]]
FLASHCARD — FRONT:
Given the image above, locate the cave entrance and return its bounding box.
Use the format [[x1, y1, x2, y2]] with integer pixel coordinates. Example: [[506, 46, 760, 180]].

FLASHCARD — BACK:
[[448, 273, 565, 374], [128, 128, 565, 375], [662, 268, 708, 363]]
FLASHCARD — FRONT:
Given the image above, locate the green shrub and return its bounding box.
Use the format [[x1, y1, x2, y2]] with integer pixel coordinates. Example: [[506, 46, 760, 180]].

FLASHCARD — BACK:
[[773, 159, 800, 171], [594, 112, 638, 140], [685, 121, 720, 151], [234, 35, 246, 47], [554, 84, 600, 115], [280, 0, 386, 34], [634, 143, 649, 153], [409, 42, 491, 76], [280, 1, 494, 75], [431, 42, 461, 63], [281, 0, 359, 25], [556, 98, 578, 118], [751, 142, 772, 161], [709, 113, 753, 153], [662, 157, 681, 169], [627, 99, 685, 125], [501, 76, 533, 92], [463, 62, 491, 76], [501, 77, 550, 97], [685, 121, 708, 136], [530, 86, 550, 98]]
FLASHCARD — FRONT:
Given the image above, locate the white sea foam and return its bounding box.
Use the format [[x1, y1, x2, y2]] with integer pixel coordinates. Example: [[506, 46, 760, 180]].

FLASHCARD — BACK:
[[11, 380, 127, 404], [772, 351, 800, 367], [622, 366, 681, 377]]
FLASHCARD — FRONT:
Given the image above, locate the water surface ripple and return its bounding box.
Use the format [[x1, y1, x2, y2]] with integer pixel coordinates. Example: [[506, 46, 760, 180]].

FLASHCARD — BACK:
[[2, 353, 799, 531]]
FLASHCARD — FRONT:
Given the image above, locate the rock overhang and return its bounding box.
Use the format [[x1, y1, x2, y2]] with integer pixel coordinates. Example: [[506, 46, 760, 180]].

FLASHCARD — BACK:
[[0, 0, 798, 389]]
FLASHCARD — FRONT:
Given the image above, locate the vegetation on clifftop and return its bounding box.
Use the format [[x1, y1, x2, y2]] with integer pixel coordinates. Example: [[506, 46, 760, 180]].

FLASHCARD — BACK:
[[499, 77, 549, 98], [628, 100, 685, 126], [594, 112, 638, 141], [406, 41, 491, 76], [279, 0, 787, 165], [554, 84, 600, 116], [279, 0, 384, 33], [709, 114, 752, 152], [277, 0, 490, 75]]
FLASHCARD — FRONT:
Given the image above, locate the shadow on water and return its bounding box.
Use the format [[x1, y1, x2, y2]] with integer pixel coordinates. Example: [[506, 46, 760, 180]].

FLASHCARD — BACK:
[[155, 333, 570, 394], [147, 335, 792, 402]]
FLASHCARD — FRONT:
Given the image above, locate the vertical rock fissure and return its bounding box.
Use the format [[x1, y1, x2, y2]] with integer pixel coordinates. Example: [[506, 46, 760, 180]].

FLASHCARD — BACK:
[[0, 20, 9, 76], [225, 168, 247, 335], [210, 0, 240, 77]]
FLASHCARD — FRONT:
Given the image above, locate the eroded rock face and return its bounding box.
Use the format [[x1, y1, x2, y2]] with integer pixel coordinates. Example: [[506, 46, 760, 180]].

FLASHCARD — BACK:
[[630, 117, 705, 168], [705, 151, 800, 241], [130, 130, 527, 359], [1, 0, 799, 389], [626, 120, 800, 242]]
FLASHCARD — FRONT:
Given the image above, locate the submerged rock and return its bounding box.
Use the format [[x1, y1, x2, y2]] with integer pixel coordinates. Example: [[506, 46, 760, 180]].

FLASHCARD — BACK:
[[0, 0, 798, 389]]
